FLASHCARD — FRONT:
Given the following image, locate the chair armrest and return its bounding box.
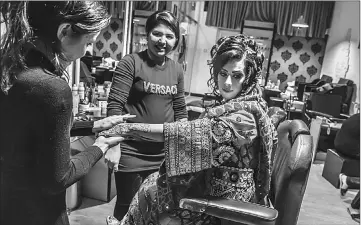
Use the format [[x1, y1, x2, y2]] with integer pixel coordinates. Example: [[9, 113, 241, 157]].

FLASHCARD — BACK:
[[179, 197, 277, 225], [304, 84, 319, 92], [305, 110, 348, 124], [329, 118, 346, 123], [339, 113, 350, 119], [306, 110, 334, 119], [332, 83, 347, 88], [203, 93, 218, 101], [304, 83, 319, 88], [288, 120, 310, 144]]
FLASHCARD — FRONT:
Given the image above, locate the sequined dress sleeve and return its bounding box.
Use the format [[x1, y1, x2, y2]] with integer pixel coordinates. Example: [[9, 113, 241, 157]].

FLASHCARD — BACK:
[[163, 110, 258, 178]]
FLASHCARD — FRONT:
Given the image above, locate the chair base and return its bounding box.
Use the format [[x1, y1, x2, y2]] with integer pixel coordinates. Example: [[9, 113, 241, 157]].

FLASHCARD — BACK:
[[322, 149, 360, 188]]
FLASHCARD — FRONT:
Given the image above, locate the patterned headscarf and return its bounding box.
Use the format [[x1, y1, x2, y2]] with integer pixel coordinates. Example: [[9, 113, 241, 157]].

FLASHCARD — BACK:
[[207, 34, 265, 100]]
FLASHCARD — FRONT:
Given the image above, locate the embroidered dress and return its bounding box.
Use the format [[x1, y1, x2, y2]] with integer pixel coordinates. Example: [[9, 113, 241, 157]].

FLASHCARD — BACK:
[[120, 94, 278, 225]]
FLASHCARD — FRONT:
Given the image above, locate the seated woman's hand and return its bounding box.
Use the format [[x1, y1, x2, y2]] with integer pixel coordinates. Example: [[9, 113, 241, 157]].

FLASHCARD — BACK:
[[104, 144, 122, 172], [98, 123, 151, 137], [93, 135, 125, 154], [92, 114, 136, 133], [98, 123, 164, 142]]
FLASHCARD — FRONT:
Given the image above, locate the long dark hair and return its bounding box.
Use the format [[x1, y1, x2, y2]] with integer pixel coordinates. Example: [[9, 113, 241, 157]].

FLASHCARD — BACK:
[[207, 34, 264, 101], [0, 1, 111, 94]]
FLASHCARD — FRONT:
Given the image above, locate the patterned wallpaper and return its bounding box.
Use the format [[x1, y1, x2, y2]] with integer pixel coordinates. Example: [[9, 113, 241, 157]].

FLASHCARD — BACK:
[[93, 18, 124, 60], [268, 35, 326, 85]]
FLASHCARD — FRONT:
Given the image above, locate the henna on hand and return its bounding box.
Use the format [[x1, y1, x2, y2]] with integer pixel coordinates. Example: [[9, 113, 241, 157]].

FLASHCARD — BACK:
[[98, 123, 151, 137]]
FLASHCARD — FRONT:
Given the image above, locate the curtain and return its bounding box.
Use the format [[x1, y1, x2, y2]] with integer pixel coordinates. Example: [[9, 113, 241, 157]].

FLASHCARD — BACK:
[[205, 1, 335, 38], [273, 1, 305, 37], [205, 1, 250, 29], [103, 1, 125, 19], [133, 1, 167, 11], [177, 2, 198, 24], [302, 1, 334, 38]]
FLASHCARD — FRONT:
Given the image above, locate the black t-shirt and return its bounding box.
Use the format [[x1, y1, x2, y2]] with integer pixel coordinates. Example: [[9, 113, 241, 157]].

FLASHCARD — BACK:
[[107, 50, 188, 172], [0, 48, 103, 225], [334, 113, 360, 157]]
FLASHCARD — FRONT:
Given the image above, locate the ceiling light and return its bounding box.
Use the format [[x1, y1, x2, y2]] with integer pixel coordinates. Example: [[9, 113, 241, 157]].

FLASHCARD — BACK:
[[292, 15, 309, 28]]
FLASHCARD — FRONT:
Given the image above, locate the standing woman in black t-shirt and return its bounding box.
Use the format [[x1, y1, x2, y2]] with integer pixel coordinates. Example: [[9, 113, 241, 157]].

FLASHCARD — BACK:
[[0, 2, 129, 225], [105, 10, 188, 221]]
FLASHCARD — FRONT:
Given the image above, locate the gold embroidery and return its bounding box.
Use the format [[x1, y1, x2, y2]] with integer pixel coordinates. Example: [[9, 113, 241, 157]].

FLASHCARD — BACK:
[[208, 167, 255, 202], [164, 119, 213, 177]]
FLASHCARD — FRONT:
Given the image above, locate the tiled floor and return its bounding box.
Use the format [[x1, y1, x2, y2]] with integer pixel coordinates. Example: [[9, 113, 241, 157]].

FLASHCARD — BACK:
[[69, 162, 358, 225]]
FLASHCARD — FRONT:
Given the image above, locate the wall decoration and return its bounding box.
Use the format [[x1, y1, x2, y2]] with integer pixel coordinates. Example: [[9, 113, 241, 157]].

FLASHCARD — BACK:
[[299, 52, 310, 65], [318, 56, 324, 65], [281, 50, 292, 62], [94, 18, 124, 60], [305, 36, 313, 42], [296, 75, 307, 83], [288, 62, 299, 75], [307, 65, 318, 77], [277, 72, 288, 83], [273, 38, 285, 51], [116, 53, 122, 61], [110, 42, 118, 53], [102, 51, 110, 58], [311, 42, 322, 55], [95, 40, 104, 51], [110, 20, 120, 33], [103, 30, 111, 42], [268, 34, 326, 84], [117, 32, 123, 43], [292, 40, 303, 53], [270, 60, 281, 73]]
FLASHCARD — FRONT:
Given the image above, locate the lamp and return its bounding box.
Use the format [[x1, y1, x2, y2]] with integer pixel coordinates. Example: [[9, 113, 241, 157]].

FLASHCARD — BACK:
[[292, 15, 309, 28]]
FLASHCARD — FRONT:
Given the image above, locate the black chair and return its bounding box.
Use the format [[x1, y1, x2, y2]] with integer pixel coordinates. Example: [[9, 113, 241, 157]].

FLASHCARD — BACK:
[[186, 93, 218, 121], [326, 78, 355, 114], [296, 75, 333, 101], [180, 119, 313, 225]]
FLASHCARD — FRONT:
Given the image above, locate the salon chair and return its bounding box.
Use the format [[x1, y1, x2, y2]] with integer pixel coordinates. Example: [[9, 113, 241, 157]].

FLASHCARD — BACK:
[[309, 111, 360, 188], [310, 74, 333, 86], [304, 109, 349, 155], [180, 119, 313, 225], [326, 78, 354, 114], [296, 74, 333, 101], [186, 93, 218, 121]]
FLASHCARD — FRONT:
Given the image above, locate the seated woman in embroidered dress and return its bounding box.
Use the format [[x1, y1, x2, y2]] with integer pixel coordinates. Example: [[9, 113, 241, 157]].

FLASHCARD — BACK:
[[100, 34, 278, 225]]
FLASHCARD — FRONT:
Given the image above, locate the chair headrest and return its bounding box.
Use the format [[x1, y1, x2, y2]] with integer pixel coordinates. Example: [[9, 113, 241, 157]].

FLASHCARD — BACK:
[[338, 78, 354, 86], [320, 75, 333, 83], [278, 120, 310, 144]]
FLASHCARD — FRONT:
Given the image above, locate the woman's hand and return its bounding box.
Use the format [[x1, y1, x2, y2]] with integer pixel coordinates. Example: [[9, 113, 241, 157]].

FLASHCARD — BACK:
[[104, 144, 121, 172], [98, 123, 165, 142], [98, 123, 151, 137], [92, 114, 136, 133], [93, 136, 125, 154]]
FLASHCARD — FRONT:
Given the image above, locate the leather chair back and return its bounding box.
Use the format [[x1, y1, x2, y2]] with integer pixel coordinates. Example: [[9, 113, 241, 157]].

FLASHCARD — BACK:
[[270, 120, 313, 225], [179, 111, 313, 225], [335, 78, 354, 114]]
